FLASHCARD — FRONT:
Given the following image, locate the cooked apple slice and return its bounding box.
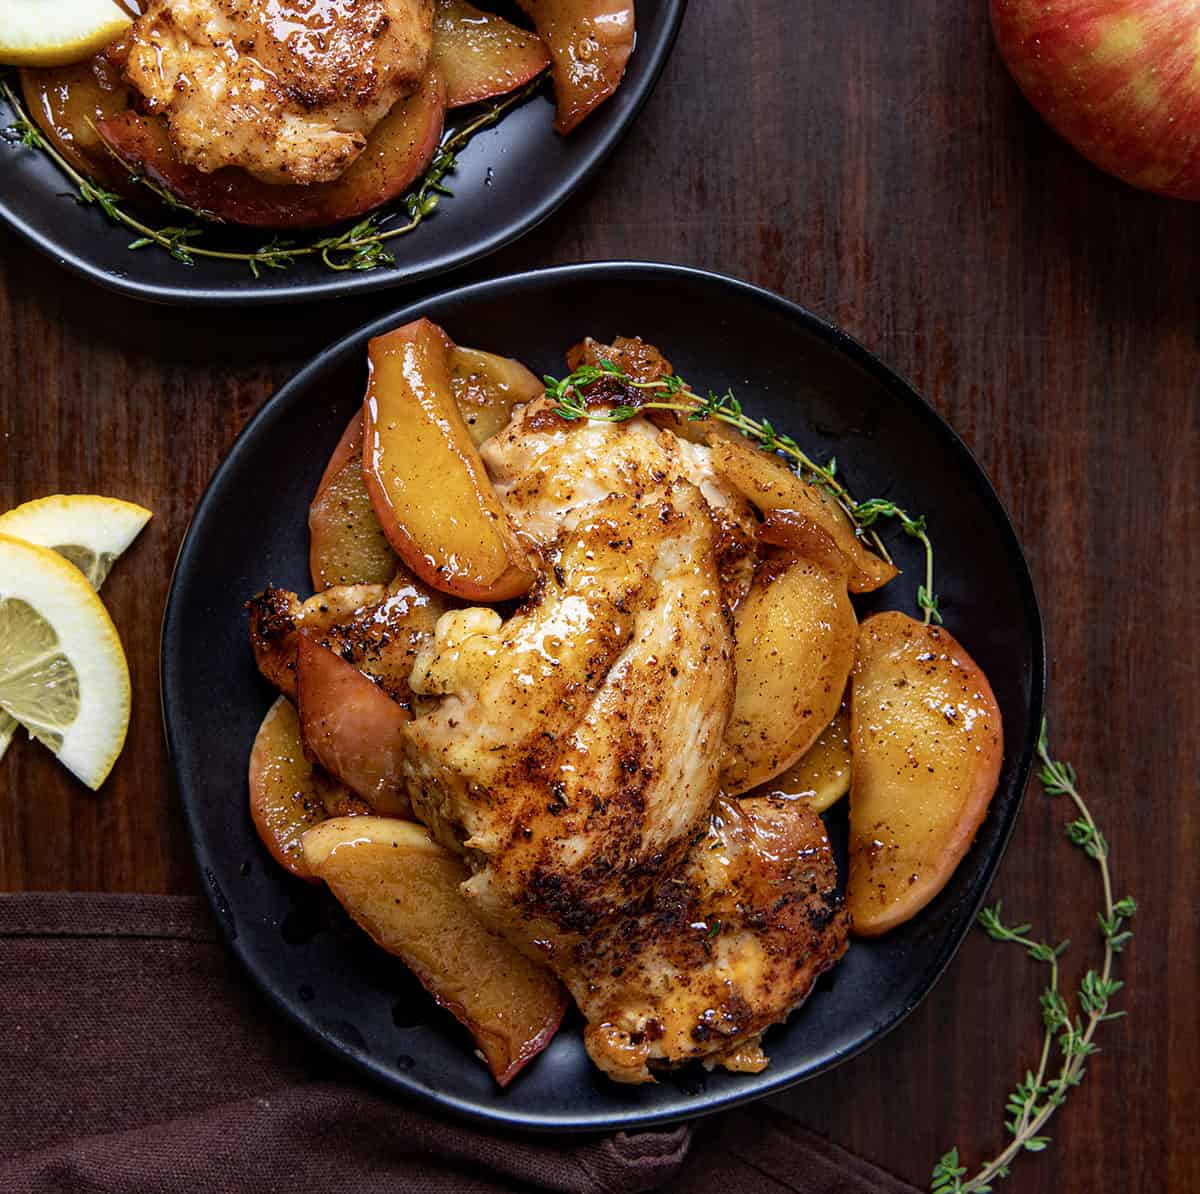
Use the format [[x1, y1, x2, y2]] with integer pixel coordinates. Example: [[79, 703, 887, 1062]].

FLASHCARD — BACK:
[[748, 702, 851, 815], [20, 57, 131, 184], [721, 556, 857, 794], [302, 816, 567, 1085], [433, 0, 550, 109], [847, 612, 1004, 937], [309, 412, 399, 590], [709, 436, 898, 594], [516, 0, 634, 133], [756, 510, 854, 580], [449, 345, 544, 446], [295, 630, 411, 817], [363, 319, 536, 601], [94, 70, 446, 228], [566, 335, 675, 383], [248, 584, 386, 701], [248, 696, 369, 881]]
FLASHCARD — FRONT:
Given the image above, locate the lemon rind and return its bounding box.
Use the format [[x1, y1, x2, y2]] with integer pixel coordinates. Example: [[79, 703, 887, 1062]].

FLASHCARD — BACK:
[[0, 533, 130, 790]]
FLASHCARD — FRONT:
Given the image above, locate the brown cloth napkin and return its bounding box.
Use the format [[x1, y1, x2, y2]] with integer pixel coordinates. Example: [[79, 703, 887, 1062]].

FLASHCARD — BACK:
[[0, 893, 919, 1194]]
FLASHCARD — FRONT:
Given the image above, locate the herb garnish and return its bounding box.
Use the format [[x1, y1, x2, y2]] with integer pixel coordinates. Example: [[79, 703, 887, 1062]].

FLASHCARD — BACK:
[[931, 721, 1134, 1192], [2, 72, 545, 275], [544, 358, 941, 623]]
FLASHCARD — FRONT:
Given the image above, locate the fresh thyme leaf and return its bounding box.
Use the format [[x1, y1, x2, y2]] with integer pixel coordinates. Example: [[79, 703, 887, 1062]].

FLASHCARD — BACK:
[[0, 70, 548, 276], [932, 719, 1133, 1191], [7, 110, 44, 150]]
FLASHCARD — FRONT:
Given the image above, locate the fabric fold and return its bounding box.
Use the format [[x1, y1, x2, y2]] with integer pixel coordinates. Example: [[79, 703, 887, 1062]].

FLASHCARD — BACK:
[[0, 892, 916, 1194]]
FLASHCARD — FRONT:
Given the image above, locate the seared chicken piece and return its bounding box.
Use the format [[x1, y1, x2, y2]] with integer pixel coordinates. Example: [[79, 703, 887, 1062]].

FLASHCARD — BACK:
[[405, 484, 735, 935], [124, 0, 434, 185], [247, 582, 387, 700], [247, 574, 449, 704], [575, 795, 848, 1084], [482, 398, 759, 608]]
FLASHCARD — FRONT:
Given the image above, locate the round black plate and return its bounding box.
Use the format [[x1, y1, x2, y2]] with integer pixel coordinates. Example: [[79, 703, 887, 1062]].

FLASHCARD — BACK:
[[0, 3, 684, 307], [161, 262, 1045, 1130]]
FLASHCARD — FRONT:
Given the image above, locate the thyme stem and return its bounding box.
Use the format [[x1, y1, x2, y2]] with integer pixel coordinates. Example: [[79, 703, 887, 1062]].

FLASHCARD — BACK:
[[544, 361, 941, 621], [932, 720, 1135, 1193], [2, 71, 546, 274]]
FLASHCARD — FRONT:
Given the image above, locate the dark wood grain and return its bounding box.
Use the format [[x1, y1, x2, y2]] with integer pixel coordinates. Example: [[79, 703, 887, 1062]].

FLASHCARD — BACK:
[[0, 3, 1195, 1190]]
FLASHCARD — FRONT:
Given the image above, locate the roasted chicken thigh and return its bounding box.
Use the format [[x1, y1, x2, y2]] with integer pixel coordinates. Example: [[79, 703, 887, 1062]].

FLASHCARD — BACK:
[[124, 0, 434, 184], [401, 397, 848, 1078], [404, 482, 735, 937]]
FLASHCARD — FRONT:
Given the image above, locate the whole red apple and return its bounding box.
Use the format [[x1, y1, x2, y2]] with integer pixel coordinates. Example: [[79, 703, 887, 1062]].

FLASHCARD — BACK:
[[991, 0, 1200, 199]]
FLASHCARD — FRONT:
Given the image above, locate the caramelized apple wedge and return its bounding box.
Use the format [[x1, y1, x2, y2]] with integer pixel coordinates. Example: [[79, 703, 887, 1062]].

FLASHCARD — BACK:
[[748, 702, 852, 815], [847, 612, 1003, 937], [709, 436, 899, 594], [363, 319, 536, 601], [433, 0, 550, 108], [248, 696, 368, 881], [516, 0, 635, 134], [721, 556, 857, 794], [20, 59, 131, 185], [309, 413, 399, 590], [302, 816, 567, 1085], [296, 631, 412, 817], [95, 70, 446, 228], [449, 346, 544, 446]]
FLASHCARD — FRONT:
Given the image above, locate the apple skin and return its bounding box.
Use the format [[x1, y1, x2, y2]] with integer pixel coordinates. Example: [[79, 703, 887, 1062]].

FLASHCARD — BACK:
[[992, 0, 1200, 200]]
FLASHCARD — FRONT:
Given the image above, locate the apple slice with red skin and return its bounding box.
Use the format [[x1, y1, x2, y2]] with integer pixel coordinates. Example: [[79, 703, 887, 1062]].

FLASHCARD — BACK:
[[248, 696, 370, 882], [433, 0, 550, 108], [709, 435, 899, 594], [296, 630, 412, 818], [309, 412, 400, 591], [449, 345, 545, 446], [516, 0, 635, 133], [847, 612, 1004, 937], [302, 815, 567, 1085], [363, 319, 536, 602], [95, 70, 446, 229]]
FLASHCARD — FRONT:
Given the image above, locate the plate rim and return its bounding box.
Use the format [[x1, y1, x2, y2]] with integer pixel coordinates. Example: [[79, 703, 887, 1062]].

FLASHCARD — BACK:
[[0, 3, 687, 308], [161, 260, 1047, 1130]]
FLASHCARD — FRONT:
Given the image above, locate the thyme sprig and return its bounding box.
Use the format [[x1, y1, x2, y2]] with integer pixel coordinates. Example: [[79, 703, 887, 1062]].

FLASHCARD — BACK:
[[545, 358, 941, 622], [2, 72, 545, 275], [931, 720, 1135, 1192]]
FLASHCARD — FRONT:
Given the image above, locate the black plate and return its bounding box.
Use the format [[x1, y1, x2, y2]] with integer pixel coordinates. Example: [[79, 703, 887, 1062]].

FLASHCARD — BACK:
[[0, 3, 683, 307], [161, 262, 1044, 1130]]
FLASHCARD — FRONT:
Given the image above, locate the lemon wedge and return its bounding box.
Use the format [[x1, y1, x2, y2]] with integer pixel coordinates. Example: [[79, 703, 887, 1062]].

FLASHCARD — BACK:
[[0, 494, 151, 589], [0, 533, 131, 790], [0, 0, 133, 68], [0, 494, 148, 766]]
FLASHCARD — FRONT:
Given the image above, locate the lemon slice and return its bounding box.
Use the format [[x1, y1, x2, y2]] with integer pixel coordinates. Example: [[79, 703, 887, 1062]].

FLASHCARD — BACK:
[[0, 494, 151, 589], [0, 0, 133, 68], [0, 533, 131, 790], [0, 494, 148, 764]]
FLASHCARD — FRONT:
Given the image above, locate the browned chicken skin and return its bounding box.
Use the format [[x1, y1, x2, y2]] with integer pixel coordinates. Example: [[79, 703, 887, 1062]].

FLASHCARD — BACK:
[[403, 483, 735, 938], [124, 0, 434, 184], [575, 795, 848, 1083]]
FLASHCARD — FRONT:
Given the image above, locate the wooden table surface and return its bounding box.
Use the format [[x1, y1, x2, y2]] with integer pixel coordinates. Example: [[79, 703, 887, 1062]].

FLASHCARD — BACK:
[[1, 3, 1195, 1191]]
